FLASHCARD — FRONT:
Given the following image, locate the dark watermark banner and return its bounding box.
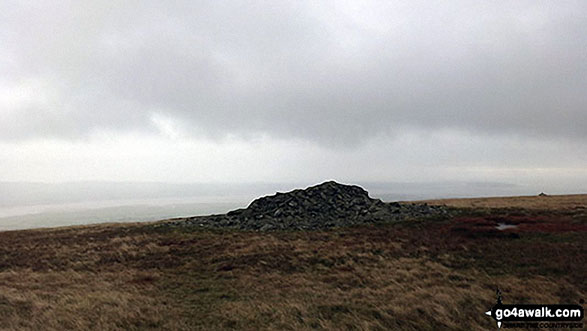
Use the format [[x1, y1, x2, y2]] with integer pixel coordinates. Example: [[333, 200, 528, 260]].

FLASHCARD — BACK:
[[500, 322, 584, 329], [487, 304, 583, 322], [485, 289, 584, 328]]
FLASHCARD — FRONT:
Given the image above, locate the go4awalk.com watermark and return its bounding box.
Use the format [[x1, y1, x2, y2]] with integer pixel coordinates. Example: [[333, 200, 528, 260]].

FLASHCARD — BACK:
[[485, 289, 584, 329]]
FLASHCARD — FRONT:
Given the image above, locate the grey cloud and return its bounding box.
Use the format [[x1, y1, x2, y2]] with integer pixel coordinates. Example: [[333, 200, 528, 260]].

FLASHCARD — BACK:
[[1, 1, 586, 145]]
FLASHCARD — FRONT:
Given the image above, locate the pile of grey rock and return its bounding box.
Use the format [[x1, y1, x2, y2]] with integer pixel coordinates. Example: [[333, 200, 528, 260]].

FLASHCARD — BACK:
[[167, 181, 446, 231]]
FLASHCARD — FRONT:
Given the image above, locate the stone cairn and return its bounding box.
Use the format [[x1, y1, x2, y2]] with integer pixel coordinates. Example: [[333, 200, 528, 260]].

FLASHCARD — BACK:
[[167, 181, 446, 231]]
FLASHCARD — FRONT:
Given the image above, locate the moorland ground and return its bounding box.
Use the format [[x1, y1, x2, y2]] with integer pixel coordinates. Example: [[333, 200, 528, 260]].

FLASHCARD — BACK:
[[0, 195, 585, 330]]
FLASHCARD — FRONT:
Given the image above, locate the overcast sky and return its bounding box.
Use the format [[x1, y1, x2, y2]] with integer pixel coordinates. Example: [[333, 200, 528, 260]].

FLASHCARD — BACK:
[[1, 1, 586, 193]]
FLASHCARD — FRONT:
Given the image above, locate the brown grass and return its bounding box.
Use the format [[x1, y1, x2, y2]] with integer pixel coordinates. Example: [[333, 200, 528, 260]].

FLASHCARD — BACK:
[[418, 193, 587, 210], [0, 197, 585, 330]]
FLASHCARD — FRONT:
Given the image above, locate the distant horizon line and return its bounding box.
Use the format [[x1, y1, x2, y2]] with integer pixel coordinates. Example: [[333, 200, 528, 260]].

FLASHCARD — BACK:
[[0, 179, 521, 186]]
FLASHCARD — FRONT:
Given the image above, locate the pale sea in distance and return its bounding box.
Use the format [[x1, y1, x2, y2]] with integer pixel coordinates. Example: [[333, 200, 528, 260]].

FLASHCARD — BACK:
[[0, 197, 250, 231]]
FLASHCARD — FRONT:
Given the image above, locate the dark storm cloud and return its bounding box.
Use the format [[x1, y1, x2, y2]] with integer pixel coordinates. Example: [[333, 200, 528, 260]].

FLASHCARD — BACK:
[[1, 1, 586, 145]]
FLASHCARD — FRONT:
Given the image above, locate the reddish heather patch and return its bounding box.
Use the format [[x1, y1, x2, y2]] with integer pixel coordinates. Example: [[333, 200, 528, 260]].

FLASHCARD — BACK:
[[449, 215, 587, 235], [516, 220, 587, 232], [448, 218, 506, 239]]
